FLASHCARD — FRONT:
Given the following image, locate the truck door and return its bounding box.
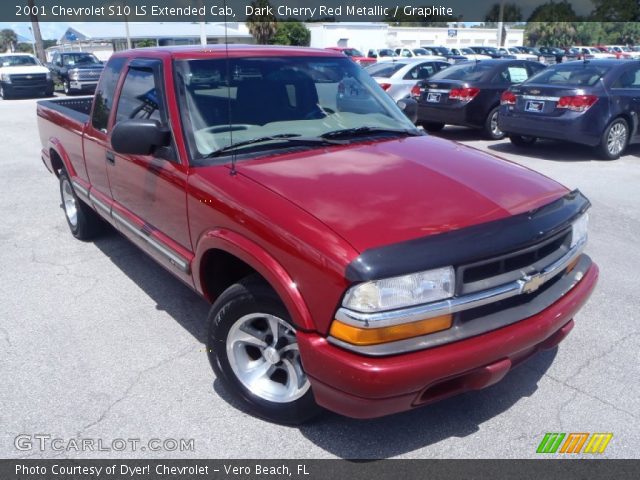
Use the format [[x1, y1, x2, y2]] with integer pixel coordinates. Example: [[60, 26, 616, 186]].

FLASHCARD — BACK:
[[83, 56, 126, 212], [107, 59, 193, 283]]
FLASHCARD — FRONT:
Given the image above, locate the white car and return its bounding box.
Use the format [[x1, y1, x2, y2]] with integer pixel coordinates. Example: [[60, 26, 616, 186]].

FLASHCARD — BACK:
[[0, 53, 53, 99], [572, 47, 616, 59], [498, 47, 538, 61], [449, 47, 491, 61], [365, 59, 451, 101]]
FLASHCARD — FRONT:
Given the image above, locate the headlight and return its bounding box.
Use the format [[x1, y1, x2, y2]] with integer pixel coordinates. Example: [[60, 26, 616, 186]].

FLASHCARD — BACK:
[[69, 70, 79, 80], [45, 71, 51, 80], [1, 73, 11, 83], [571, 213, 589, 248], [342, 266, 455, 313]]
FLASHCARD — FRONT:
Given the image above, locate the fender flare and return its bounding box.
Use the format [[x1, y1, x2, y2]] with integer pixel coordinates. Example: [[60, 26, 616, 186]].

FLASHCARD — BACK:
[[193, 228, 315, 331], [47, 138, 76, 177]]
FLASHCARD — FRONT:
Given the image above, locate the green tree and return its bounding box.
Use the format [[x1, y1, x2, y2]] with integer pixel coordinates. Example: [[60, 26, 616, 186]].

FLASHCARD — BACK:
[[591, 0, 640, 21], [271, 20, 310, 46], [527, 1, 579, 22], [525, 22, 577, 46], [246, 0, 278, 45], [1, 29, 17, 52], [484, 3, 523, 24]]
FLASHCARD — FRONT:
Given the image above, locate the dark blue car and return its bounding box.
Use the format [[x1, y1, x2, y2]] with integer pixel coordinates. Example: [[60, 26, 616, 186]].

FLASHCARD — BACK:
[[499, 59, 640, 159]]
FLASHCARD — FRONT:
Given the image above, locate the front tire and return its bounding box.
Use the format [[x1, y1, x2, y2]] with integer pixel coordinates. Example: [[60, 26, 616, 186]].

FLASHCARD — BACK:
[[484, 107, 505, 140], [207, 276, 322, 425], [598, 118, 629, 160], [59, 171, 103, 240]]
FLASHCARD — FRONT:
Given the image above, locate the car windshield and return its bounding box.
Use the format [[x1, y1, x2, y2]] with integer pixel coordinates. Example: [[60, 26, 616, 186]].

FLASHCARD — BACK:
[[62, 53, 100, 66], [413, 48, 429, 56], [430, 62, 495, 81], [365, 62, 407, 77], [342, 48, 363, 57], [0, 55, 38, 67], [175, 56, 417, 161], [379, 49, 396, 57], [459, 48, 475, 55], [432, 47, 451, 55], [525, 63, 608, 86]]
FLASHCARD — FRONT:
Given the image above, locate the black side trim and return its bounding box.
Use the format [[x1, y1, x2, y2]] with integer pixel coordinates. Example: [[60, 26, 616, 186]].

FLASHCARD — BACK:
[[345, 190, 590, 282]]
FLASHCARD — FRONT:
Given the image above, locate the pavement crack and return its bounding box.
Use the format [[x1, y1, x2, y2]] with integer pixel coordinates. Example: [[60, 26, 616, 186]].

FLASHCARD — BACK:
[[0, 326, 12, 347], [75, 345, 198, 437], [568, 331, 640, 381]]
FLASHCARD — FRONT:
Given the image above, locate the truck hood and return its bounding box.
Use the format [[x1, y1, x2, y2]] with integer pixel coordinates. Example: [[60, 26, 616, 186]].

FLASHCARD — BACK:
[[0, 65, 49, 75], [238, 135, 568, 253]]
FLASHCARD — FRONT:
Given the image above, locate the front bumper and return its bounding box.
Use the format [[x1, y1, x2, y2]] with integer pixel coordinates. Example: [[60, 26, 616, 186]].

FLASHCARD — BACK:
[[68, 80, 98, 92], [298, 261, 598, 419], [2, 80, 53, 97]]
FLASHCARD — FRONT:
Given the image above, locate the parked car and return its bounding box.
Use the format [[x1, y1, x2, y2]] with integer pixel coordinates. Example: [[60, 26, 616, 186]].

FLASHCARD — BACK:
[[571, 47, 616, 60], [394, 47, 438, 58], [37, 45, 598, 424], [428, 46, 469, 63], [538, 46, 569, 64], [498, 47, 538, 61], [606, 46, 640, 59], [499, 60, 640, 159], [366, 48, 397, 60], [325, 47, 376, 67], [366, 59, 451, 101], [0, 53, 53, 99], [516, 46, 557, 64], [449, 47, 492, 61], [48, 51, 104, 95], [469, 46, 508, 58], [416, 59, 546, 139]]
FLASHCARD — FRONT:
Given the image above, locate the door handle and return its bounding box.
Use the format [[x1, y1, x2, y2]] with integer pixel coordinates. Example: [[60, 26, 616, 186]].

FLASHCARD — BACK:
[[106, 151, 116, 165]]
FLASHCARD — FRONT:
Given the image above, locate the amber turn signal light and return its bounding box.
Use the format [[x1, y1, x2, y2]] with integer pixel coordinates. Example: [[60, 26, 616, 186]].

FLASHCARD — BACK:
[[329, 315, 453, 346]]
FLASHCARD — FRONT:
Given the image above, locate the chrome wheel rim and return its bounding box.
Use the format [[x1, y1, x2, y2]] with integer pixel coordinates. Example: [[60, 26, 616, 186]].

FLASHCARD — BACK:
[[607, 122, 627, 156], [227, 313, 310, 403], [490, 111, 502, 137], [61, 179, 78, 227]]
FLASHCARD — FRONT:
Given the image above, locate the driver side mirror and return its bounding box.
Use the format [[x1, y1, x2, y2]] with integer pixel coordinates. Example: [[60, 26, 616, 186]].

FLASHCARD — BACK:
[[111, 119, 171, 156], [397, 97, 418, 124]]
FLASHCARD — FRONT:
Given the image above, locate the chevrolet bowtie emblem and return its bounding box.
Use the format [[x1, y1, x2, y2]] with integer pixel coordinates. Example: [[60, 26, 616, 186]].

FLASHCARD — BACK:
[[522, 273, 545, 294]]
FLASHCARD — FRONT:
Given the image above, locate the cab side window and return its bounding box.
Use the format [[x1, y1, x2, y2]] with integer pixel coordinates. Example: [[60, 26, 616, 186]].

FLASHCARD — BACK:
[[115, 68, 163, 124], [91, 57, 126, 132]]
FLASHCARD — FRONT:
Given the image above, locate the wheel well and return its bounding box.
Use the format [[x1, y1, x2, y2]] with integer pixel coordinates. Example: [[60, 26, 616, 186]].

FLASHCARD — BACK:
[[612, 113, 635, 134], [49, 149, 64, 177], [200, 249, 263, 302]]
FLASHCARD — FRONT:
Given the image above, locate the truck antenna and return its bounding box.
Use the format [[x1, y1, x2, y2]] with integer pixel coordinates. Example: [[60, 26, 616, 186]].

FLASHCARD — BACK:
[[222, 0, 237, 176]]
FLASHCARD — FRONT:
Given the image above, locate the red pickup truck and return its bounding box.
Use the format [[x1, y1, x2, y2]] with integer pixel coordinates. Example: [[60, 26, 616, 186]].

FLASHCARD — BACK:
[[37, 45, 598, 424]]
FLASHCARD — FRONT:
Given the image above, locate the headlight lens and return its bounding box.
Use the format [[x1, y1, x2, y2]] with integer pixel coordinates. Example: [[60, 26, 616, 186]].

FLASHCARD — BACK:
[[571, 213, 589, 248], [342, 266, 455, 313], [45, 71, 51, 80], [69, 70, 79, 80], [1, 73, 11, 83]]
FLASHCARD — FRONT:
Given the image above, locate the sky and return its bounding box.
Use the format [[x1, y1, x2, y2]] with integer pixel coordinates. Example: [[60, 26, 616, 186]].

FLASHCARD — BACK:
[[0, 22, 68, 41]]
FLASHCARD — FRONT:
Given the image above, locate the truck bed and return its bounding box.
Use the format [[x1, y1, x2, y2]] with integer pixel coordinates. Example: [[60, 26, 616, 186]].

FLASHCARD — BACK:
[[37, 96, 93, 124]]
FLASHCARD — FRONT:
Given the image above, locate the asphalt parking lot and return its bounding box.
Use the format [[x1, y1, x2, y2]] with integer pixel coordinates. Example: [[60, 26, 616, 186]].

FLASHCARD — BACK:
[[1, 96, 638, 459]]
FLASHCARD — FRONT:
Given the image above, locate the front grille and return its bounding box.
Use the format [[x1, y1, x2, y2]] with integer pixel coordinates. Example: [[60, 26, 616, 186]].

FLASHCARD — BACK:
[[10, 73, 47, 85], [457, 228, 572, 295], [76, 69, 102, 81]]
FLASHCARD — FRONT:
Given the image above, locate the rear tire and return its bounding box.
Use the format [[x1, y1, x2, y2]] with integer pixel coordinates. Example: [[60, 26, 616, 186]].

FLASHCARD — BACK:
[[598, 118, 629, 160], [207, 276, 322, 425], [484, 107, 505, 140], [509, 135, 537, 147], [59, 171, 103, 240], [421, 122, 445, 132]]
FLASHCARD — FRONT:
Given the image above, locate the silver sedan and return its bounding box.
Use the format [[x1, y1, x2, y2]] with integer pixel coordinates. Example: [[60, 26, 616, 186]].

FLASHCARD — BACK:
[[365, 59, 451, 102]]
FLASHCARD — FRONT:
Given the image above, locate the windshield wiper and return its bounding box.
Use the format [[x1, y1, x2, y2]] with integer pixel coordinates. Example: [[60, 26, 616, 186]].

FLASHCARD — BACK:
[[203, 134, 345, 158], [320, 126, 423, 140]]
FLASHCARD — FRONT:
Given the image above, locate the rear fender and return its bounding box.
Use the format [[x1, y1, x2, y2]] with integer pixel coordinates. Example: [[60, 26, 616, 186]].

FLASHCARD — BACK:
[[194, 228, 314, 331]]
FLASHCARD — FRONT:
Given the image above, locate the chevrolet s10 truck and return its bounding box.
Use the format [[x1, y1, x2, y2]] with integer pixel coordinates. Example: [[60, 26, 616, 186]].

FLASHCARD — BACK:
[[37, 46, 598, 424]]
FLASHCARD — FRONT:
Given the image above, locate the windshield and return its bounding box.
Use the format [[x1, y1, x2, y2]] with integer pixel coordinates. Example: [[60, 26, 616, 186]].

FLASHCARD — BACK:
[[378, 49, 396, 57], [175, 56, 416, 161], [413, 48, 429, 56], [525, 63, 608, 87], [0, 55, 38, 67], [342, 48, 363, 57], [430, 62, 494, 81], [365, 62, 407, 77], [459, 48, 474, 55], [62, 53, 101, 66], [432, 47, 451, 55]]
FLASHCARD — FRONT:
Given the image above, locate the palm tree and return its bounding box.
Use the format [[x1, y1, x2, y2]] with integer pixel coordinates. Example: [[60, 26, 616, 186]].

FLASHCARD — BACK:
[[1, 29, 17, 52], [246, 0, 277, 45]]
